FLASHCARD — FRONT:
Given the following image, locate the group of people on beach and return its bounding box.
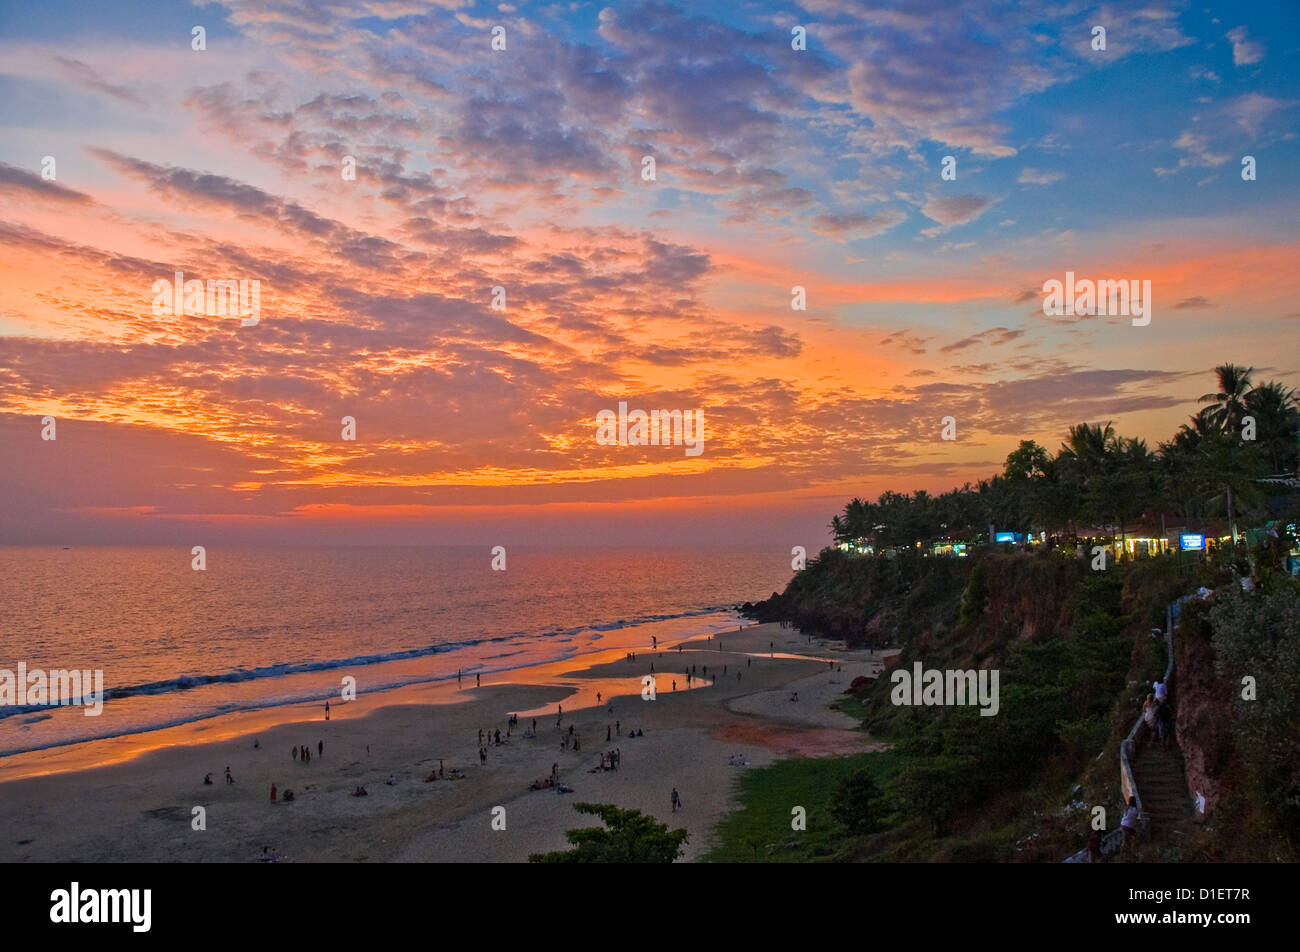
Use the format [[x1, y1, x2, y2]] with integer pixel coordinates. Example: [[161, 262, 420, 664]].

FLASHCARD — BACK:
[[479, 727, 509, 746], [605, 721, 645, 740], [292, 741, 323, 763], [529, 761, 571, 792]]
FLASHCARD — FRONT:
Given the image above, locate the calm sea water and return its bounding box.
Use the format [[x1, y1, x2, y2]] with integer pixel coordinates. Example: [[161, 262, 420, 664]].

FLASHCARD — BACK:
[[0, 546, 793, 756]]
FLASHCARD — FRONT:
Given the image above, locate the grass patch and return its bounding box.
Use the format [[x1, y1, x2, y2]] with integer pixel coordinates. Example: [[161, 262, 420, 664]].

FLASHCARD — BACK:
[[703, 749, 902, 862]]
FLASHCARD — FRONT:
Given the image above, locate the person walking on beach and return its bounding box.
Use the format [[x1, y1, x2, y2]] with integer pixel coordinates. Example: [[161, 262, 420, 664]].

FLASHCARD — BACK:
[[597, 692, 601, 703], [439, 759, 444, 778], [270, 784, 277, 802], [747, 657, 751, 668], [293, 746, 298, 761], [225, 766, 234, 784], [476, 673, 481, 688], [458, 668, 462, 686], [671, 787, 681, 812], [478, 729, 484, 745], [672, 680, 677, 691], [325, 700, 330, 720], [607, 725, 611, 741], [318, 740, 323, 756], [479, 747, 487, 764], [616, 720, 620, 735]]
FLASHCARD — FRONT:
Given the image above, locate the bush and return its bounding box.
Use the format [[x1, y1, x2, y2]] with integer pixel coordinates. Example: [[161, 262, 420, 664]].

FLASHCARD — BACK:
[[958, 561, 990, 626], [1208, 585, 1300, 851], [831, 768, 885, 835]]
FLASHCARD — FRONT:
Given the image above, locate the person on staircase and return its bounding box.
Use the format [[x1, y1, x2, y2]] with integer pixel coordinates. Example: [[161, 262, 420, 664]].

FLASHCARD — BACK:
[[1120, 796, 1141, 849], [1142, 693, 1158, 737], [1155, 696, 1174, 750]]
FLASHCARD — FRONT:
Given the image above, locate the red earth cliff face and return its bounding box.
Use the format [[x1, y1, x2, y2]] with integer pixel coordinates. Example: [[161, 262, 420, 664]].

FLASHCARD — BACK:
[[977, 554, 1077, 651], [1173, 606, 1236, 819]]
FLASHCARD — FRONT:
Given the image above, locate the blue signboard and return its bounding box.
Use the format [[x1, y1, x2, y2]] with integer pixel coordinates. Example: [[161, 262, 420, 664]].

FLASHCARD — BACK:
[[994, 531, 1017, 543], [1180, 533, 1205, 551]]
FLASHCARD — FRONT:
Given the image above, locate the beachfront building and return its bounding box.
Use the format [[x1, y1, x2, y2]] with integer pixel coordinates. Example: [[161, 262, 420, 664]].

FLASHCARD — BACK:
[[836, 538, 875, 556], [929, 539, 969, 557]]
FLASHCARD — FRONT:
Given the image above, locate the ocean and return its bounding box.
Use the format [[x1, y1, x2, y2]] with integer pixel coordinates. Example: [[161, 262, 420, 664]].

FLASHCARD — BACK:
[[0, 545, 793, 758]]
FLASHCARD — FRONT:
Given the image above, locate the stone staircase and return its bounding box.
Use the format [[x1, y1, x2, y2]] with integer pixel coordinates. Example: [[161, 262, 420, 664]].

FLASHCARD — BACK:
[[1131, 736, 1190, 834]]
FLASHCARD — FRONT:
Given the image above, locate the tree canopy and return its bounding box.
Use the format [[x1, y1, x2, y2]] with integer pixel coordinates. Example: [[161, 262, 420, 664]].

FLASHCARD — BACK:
[[829, 365, 1297, 547], [528, 802, 689, 863]]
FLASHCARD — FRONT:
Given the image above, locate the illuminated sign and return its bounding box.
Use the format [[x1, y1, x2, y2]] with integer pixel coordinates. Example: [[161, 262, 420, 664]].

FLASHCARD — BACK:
[[1180, 534, 1206, 551]]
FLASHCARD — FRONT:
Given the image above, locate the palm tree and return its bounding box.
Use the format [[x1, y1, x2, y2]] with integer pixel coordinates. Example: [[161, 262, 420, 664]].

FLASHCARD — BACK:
[[1060, 422, 1118, 476], [1196, 430, 1266, 544], [1198, 364, 1254, 433], [1243, 380, 1299, 474]]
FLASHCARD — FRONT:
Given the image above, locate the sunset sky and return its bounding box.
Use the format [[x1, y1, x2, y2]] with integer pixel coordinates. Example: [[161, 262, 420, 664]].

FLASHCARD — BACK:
[[2, 0, 1298, 546]]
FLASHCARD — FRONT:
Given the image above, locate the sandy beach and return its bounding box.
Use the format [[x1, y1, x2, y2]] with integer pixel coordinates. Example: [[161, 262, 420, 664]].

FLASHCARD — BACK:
[[0, 623, 892, 862]]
